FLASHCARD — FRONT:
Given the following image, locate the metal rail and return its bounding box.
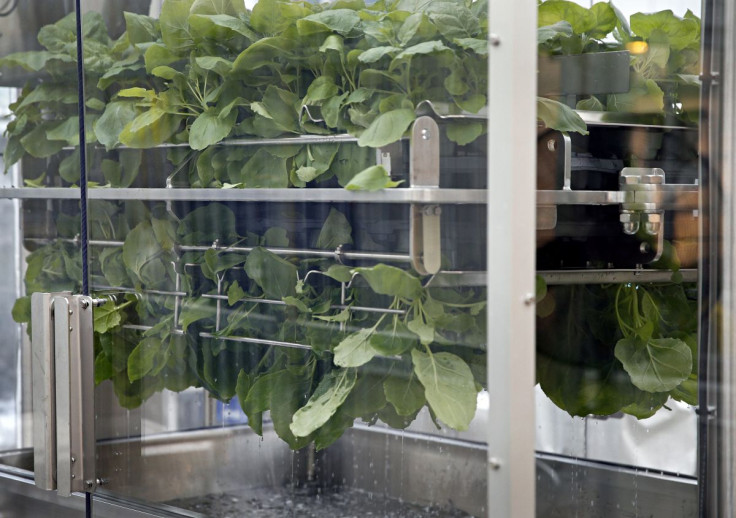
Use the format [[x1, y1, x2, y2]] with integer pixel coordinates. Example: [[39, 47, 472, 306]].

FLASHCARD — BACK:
[[0, 187, 487, 204], [540, 268, 698, 285]]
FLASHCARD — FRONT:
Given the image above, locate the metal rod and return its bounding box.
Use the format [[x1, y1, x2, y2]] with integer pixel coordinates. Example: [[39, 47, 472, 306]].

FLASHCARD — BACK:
[[113, 133, 361, 149], [0, 187, 488, 204], [93, 286, 406, 315], [540, 268, 698, 285], [198, 332, 313, 350]]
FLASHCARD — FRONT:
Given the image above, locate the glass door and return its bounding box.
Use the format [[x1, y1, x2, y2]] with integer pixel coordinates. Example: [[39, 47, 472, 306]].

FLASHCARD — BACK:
[[0, 0, 84, 502], [75, 0, 499, 516], [535, 1, 703, 516]]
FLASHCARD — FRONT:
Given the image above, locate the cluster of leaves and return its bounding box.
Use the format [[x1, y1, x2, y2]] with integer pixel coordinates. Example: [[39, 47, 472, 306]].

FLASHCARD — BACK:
[[0, 0, 589, 189], [536, 279, 697, 418], [538, 1, 701, 124], [13, 202, 486, 448]]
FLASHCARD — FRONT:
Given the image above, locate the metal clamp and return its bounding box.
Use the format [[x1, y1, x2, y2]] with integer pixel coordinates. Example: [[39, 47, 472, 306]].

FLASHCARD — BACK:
[[410, 116, 442, 275], [31, 293, 96, 496], [619, 167, 666, 262]]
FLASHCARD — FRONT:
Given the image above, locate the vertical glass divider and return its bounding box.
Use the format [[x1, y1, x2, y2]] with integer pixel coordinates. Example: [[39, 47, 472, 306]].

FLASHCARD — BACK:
[[487, 0, 537, 516]]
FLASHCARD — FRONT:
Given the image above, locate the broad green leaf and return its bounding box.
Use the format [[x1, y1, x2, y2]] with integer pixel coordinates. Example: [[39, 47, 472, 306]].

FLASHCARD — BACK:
[[46, 117, 80, 146], [124, 12, 160, 44], [316, 208, 353, 249], [357, 109, 415, 147], [304, 76, 339, 104], [453, 37, 488, 55], [95, 101, 138, 149], [576, 96, 605, 111], [398, 12, 436, 46], [446, 122, 483, 146], [341, 373, 387, 419], [426, 3, 480, 39], [537, 97, 588, 135], [538, 21, 573, 45], [290, 368, 357, 437], [179, 297, 217, 331], [144, 43, 180, 73], [250, 0, 311, 34], [119, 108, 182, 148], [297, 9, 361, 36], [345, 165, 402, 191], [588, 2, 617, 40], [407, 318, 435, 345], [11, 296, 31, 324], [333, 328, 377, 367], [128, 337, 162, 382], [21, 123, 65, 158], [94, 352, 113, 385], [622, 390, 669, 419], [370, 320, 416, 355], [236, 148, 288, 187], [384, 373, 425, 416], [270, 370, 313, 449], [607, 78, 664, 115], [0, 51, 65, 72], [411, 349, 477, 430], [233, 37, 294, 71], [614, 336, 692, 392], [538, 0, 596, 34], [244, 247, 297, 299], [160, 0, 195, 53], [189, 13, 258, 41], [319, 34, 344, 54], [227, 280, 245, 305], [189, 108, 237, 150], [354, 264, 422, 300], [324, 264, 353, 283], [358, 46, 401, 64], [392, 40, 450, 64], [631, 10, 700, 51]]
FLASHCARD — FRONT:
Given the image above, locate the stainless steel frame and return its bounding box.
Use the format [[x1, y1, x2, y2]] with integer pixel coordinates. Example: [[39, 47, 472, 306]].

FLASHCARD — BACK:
[[487, 0, 537, 516]]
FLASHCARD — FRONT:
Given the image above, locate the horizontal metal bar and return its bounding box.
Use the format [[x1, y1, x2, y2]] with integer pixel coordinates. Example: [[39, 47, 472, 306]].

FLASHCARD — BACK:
[[199, 332, 313, 350], [540, 268, 698, 285], [0, 188, 487, 204], [537, 190, 627, 206], [577, 110, 698, 130], [115, 134, 361, 149], [94, 286, 406, 315]]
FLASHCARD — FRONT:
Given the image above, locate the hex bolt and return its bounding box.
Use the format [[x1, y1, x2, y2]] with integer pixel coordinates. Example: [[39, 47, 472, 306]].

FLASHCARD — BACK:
[[620, 211, 640, 235], [642, 212, 662, 236]]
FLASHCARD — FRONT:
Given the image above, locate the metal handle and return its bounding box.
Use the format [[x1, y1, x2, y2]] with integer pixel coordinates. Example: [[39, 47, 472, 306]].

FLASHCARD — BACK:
[[31, 292, 60, 491], [31, 293, 95, 496], [410, 116, 442, 275]]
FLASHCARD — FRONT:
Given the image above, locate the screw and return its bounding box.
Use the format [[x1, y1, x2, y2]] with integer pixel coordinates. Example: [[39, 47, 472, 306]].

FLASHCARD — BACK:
[[68, 308, 73, 315], [523, 294, 535, 306], [71, 474, 75, 479], [81, 300, 89, 309], [489, 34, 501, 46], [489, 457, 502, 470], [71, 457, 76, 463], [69, 327, 73, 332], [547, 139, 557, 152], [421, 128, 430, 140]]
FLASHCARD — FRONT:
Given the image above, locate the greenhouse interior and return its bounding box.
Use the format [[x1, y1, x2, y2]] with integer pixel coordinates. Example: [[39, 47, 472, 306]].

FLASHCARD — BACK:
[[0, 0, 734, 516]]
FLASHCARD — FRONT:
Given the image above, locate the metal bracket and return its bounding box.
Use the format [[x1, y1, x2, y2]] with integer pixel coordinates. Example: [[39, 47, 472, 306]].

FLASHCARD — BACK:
[[619, 167, 666, 262], [31, 293, 96, 496], [410, 116, 442, 275]]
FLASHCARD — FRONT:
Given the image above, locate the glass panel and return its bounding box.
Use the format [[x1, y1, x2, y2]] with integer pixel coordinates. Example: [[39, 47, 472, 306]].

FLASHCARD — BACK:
[[0, 3, 82, 476], [536, 0, 701, 515], [78, 0, 490, 516]]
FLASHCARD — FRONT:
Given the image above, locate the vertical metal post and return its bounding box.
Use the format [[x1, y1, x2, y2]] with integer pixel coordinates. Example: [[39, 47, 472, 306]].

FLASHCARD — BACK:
[[487, 0, 537, 517], [31, 292, 58, 491]]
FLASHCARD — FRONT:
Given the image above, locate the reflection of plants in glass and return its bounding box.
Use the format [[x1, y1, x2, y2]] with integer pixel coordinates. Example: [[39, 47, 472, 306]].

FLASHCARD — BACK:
[[538, 1, 701, 123], [12, 200, 487, 450]]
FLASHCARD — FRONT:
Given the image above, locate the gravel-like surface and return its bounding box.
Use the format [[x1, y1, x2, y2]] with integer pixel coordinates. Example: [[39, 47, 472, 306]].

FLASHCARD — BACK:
[[170, 485, 475, 517]]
